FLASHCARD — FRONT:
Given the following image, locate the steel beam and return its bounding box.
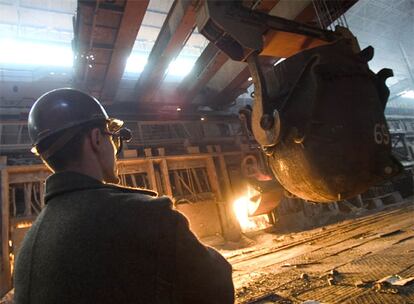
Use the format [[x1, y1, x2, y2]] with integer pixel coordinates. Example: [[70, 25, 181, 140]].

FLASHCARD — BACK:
[[177, 43, 229, 104], [100, 0, 148, 102], [199, 0, 312, 108], [195, 0, 357, 108], [210, 67, 251, 109], [178, 0, 280, 103], [73, 0, 148, 103], [135, 0, 197, 103]]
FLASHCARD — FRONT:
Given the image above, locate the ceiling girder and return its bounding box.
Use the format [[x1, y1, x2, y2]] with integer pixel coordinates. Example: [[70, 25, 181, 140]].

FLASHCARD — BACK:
[[193, 0, 357, 108], [204, 0, 315, 109], [135, 0, 198, 104], [177, 0, 280, 104], [100, 0, 148, 102], [177, 43, 228, 103], [73, 0, 148, 103]]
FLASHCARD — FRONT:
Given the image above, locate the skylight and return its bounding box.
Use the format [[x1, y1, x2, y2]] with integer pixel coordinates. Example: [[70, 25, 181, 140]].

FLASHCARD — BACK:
[[0, 38, 73, 67], [122, 2, 174, 78], [0, 0, 205, 82], [125, 53, 148, 74], [163, 28, 209, 81]]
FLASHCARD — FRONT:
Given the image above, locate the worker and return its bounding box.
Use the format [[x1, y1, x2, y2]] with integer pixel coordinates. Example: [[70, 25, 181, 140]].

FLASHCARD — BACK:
[[13, 88, 234, 304]]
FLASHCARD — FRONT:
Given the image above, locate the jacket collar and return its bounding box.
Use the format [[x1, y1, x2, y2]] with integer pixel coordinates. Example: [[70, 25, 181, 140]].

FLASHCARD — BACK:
[[45, 171, 158, 204], [45, 171, 106, 203]]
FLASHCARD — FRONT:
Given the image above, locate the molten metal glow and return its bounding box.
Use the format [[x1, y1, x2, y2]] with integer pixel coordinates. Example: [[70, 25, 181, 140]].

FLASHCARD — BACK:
[[9, 252, 14, 275], [233, 196, 258, 231], [16, 222, 32, 229], [233, 187, 270, 231]]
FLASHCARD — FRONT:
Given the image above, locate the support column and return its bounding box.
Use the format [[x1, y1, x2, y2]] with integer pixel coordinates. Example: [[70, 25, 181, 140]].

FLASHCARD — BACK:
[[217, 154, 242, 240], [206, 157, 240, 241], [205, 157, 222, 201], [1, 168, 11, 293], [24, 183, 32, 216], [146, 160, 157, 192], [160, 159, 173, 197], [217, 154, 233, 200]]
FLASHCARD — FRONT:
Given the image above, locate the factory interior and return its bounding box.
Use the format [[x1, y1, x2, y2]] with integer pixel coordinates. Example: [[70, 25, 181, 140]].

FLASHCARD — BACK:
[[0, 0, 413, 303]]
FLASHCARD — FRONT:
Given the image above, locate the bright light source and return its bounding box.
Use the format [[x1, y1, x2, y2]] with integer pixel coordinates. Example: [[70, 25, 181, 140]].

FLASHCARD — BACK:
[[232, 186, 270, 232], [200, 117, 205, 121], [125, 53, 148, 73], [273, 58, 286, 66], [88, 64, 93, 68], [248, 76, 253, 81], [16, 221, 32, 229], [398, 90, 414, 99], [233, 196, 257, 230], [0, 38, 73, 67], [124, 53, 197, 78], [176, 107, 182, 112], [166, 57, 196, 77]]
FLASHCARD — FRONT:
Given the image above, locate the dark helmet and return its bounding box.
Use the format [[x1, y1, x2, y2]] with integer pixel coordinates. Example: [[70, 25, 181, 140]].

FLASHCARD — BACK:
[[28, 88, 124, 158]]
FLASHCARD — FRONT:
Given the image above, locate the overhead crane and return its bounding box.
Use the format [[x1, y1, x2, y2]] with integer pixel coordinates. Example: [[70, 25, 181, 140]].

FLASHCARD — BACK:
[[195, 0, 402, 202]]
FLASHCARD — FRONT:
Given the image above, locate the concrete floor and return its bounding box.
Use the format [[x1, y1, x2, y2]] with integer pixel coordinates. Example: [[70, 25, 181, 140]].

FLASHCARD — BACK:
[[222, 198, 414, 303]]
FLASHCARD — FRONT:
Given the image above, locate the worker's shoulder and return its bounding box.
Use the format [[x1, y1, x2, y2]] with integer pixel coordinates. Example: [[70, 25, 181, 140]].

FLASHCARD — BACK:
[[105, 183, 158, 197], [103, 183, 173, 208]]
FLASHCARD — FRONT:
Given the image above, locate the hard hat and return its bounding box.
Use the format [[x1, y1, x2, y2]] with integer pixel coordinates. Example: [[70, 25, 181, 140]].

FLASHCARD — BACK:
[[28, 88, 124, 158]]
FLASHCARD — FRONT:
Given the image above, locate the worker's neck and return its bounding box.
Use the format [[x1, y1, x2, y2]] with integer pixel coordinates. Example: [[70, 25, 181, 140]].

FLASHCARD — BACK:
[[64, 161, 104, 183]]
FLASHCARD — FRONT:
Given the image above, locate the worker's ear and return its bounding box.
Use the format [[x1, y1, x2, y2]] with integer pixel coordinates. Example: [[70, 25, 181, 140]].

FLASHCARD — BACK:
[[88, 128, 103, 153]]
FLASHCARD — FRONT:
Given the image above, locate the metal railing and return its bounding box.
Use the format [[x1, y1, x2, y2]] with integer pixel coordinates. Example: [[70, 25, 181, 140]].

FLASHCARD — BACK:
[[0, 119, 248, 153]]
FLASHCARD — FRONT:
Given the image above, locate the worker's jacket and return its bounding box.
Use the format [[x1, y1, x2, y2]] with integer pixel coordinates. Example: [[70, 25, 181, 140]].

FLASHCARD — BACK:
[[14, 171, 234, 304]]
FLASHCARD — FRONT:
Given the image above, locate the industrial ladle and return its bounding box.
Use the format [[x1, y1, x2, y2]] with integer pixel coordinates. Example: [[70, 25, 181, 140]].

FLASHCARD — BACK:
[[196, 0, 401, 202]]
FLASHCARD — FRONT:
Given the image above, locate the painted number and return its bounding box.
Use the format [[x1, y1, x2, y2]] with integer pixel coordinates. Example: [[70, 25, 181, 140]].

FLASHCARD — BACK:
[[374, 123, 390, 145]]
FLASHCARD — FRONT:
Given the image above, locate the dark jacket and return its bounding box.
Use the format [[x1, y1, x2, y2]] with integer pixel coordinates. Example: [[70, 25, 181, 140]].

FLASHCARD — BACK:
[[14, 171, 234, 304]]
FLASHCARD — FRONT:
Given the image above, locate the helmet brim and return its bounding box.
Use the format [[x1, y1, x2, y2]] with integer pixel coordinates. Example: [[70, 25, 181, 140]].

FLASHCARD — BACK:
[[31, 117, 124, 157]]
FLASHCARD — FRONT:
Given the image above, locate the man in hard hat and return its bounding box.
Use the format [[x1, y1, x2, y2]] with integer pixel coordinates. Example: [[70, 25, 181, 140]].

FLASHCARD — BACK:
[[13, 88, 234, 304]]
